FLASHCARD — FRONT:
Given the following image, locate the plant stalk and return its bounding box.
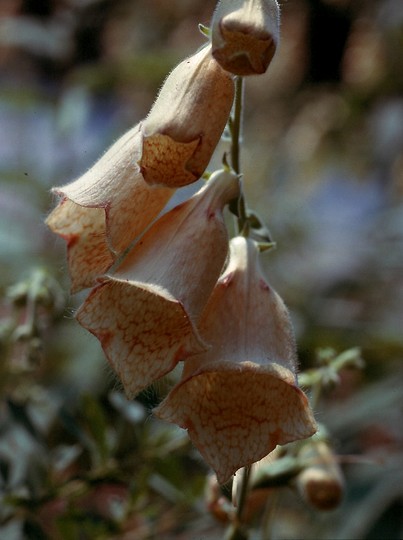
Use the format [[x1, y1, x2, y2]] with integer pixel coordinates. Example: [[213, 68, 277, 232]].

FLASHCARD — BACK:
[[229, 76, 248, 233]]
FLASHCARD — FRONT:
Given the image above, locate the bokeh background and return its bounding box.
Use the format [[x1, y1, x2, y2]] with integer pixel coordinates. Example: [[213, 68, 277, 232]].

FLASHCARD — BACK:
[[0, 0, 402, 538]]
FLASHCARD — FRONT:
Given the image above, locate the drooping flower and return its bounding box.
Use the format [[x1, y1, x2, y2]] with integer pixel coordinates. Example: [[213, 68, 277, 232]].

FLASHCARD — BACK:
[[46, 45, 234, 292], [155, 236, 316, 484], [46, 125, 173, 293], [211, 0, 280, 76], [140, 44, 235, 187], [76, 170, 240, 399]]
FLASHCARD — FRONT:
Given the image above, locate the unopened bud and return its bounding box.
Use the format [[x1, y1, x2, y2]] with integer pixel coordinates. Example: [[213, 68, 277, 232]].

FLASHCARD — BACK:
[[296, 440, 345, 511], [211, 0, 280, 76]]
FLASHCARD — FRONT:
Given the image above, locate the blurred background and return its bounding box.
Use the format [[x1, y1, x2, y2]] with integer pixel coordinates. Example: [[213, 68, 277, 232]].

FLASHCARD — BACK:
[[0, 0, 402, 538]]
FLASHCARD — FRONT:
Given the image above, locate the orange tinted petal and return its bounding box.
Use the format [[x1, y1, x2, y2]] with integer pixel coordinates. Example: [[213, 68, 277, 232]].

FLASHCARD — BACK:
[[76, 171, 239, 396], [155, 237, 316, 483], [77, 279, 207, 398], [57, 126, 174, 255], [155, 362, 316, 484], [180, 236, 298, 378], [105, 178, 172, 254], [140, 135, 199, 187], [59, 126, 143, 207], [47, 126, 174, 290], [113, 170, 240, 319], [46, 199, 113, 292], [141, 46, 234, 186]]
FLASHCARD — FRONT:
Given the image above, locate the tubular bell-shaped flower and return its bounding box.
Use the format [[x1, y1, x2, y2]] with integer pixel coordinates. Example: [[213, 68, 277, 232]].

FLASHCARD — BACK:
[[155, 236, 316, 484], [211, 0, 280, 76], [46, 46, 234, 293], [46, 125, 173, 293], [140, 44, 235, 187], [76, 170, 240, 399]]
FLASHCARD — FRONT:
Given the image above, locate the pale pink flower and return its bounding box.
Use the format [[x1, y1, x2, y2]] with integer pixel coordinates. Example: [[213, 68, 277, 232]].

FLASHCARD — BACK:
[[46, 125, 173, 293], [211, 0, 280, 76], [46, 46, 234, 293], [140, 45, 235, 187], [76, 170, 240, 399], [155, 236, 317, 484]]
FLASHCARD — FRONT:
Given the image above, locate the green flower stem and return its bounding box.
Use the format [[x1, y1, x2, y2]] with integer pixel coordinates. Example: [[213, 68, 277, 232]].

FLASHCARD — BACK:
[[225, 77, 253, 540], [310, 379, 323, 410], [229, 76, 248, 234], [236, 464, 252, 522], [231, 76, 243, 175], [225, 465, 253, 540]]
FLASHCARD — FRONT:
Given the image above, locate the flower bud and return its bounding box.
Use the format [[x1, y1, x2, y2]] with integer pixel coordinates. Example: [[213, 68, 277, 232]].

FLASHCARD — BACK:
[[296, 440, 345, 511], [211, 0, 280, 76], [46, 125, 173, 292], [140, 45, 235, 187], [155, 236, 316, 484], [76, 170, 240, 398]]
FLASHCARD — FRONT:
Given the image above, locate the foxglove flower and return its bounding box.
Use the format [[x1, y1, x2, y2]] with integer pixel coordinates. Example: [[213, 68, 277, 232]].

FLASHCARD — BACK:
[[155, 236, 316, 484], [46, 46, 234, 292], [76, 170, 240, 399], [140, 44, 235, 187], [211, 0, 280, 76], [46, 125, 173, 293]]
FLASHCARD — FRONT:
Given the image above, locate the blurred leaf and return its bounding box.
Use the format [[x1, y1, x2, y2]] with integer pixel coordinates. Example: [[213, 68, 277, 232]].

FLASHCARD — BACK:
[[252, 456, 304, 489], [247, 210, 274, 244], [51, 445, 82, 476], [57, 406, 94, 457], [0, 458, 11, 485], [80, 394, 110, 467], [0, 520, 23, 540], [148, 473, 185, 504], [55, 518, 78, 540], [56, 513, 117, 540], [6, 400, 43, 443], [23, 519, 47, 540], [108, 392, 146, 425]]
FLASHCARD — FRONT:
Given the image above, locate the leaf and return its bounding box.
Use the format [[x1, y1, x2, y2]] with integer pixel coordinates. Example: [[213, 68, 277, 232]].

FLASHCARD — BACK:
[[252, 456, 304, 489], [80, 395, 110, 466], [108, 392, 146, 425], [6, 400, 43, 443], [247, 210, 274, 244], [0, 458, 11, 484]]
